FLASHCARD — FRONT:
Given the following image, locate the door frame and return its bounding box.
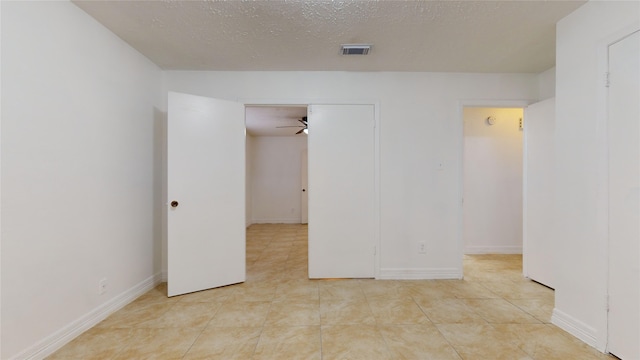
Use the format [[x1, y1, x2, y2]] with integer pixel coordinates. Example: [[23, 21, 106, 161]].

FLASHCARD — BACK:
[[300, 148, 308, 224], [456, 99, 533, 279], [595, 23, 640, 353], [242, 98, 381, 278]]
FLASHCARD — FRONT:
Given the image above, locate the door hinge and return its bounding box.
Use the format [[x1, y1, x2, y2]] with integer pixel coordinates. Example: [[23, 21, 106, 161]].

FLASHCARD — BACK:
[[605, 72, 610, 88]]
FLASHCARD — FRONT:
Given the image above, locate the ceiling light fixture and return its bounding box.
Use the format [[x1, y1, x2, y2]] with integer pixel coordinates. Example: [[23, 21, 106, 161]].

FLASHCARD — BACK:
[[341, 44, 372, 55]]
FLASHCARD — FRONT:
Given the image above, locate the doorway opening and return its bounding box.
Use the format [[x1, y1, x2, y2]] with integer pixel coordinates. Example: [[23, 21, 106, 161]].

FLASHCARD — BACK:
[[245, 105, 309, 280], [461, 107, 524, 280], [245, 105, 309, 227], [167, 95, 379, 295]]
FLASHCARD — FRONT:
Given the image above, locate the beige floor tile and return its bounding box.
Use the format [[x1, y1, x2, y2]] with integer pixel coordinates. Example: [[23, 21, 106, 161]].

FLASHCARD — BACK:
[[402, 280, 457, 299], [360, 279, 412, 300], [436, 323, 535, 359], [453, 344, 534, 360], [182, 326, 261, 360], [319, 280, 367, 301], [95, 302, 175, 329], [253, 326, 321, 360], [228, 281, 279, 302], [320, 299, 376, 325], [54, 225, 616, 360], [112, 328, 201, 360], [256, 255, 289, 264], [463, 298, 542, 324], [130, 283, 180, 307], [274, 280, 319, 301], [139, 302, 221, 330], [176, 285, 237, 303], [494, 324, 617, 360], [379, 324, 462, 360], [414, 298, 487, 324], [286, 261, 309, 271], [463, 268, 525, 282], [480, 279, 554, 300], [209, 301, 271, 327], [509, 298, 554, 323], [265, 300, 320, 326], [280, 267, 311, 280], [250, 259, 287, 271], [444, 280, 500, 299], [47, 328, 132, 359], [436, 323, 500, 347], [367, 298, 432, 325], [246, 269, 284, 282], [321, 325, 392, 360]]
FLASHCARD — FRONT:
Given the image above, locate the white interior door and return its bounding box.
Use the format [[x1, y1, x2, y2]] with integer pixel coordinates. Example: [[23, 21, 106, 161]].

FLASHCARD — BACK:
[[523, 98, 555, 288], [301, 148, 308, 224], [308, 104, 375, 278], [167, 92, 246, 297], [607, 30, 639, 360]]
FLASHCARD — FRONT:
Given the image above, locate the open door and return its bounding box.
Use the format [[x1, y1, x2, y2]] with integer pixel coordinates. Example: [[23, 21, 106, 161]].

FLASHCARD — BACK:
[[308, 104, 375, 278], [522, 98, 555, 288], [167, 92, 246, 297]]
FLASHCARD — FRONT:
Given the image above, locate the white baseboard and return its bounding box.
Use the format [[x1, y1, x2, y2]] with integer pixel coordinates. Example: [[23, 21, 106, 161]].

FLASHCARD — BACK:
[[378, 268, 462, 280], [464, 245, 522, 254], [161, 270, 168, 282], [12, 273, 163, 360], [250, 219, 302, 224], [551, 308, 598, 348]]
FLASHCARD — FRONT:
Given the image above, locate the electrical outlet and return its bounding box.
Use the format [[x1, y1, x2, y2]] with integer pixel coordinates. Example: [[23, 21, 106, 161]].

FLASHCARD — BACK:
[[99, 278, 108, 295], [418, 242, 426, 254]]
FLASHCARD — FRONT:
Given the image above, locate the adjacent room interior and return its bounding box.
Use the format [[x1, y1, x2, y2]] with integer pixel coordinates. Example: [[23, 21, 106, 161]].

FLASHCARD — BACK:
[[245, 105, 309, 227]]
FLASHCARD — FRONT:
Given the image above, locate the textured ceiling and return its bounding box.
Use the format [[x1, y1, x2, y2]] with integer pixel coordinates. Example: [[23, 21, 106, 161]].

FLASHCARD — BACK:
[[72, 0, 585, 137], [72, 0, 586, 73]]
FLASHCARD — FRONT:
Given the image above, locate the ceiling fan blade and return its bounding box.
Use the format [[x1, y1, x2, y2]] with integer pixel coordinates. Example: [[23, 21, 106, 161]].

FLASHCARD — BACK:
[[295, 128, 305, 134], [298, 118, 307, 125], [276, 125, 305, 128]]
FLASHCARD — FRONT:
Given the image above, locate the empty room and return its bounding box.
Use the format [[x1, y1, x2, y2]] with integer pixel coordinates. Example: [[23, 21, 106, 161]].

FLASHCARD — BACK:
[[2, 1, 638, 359]]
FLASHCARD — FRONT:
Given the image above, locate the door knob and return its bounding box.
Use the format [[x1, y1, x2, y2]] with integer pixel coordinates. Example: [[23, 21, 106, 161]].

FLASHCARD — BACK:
[[170, 201, 179, 208]]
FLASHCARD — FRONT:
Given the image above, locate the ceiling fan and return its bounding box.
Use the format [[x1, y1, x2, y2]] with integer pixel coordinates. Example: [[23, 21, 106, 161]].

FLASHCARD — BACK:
[[276, 116, 308, 134]]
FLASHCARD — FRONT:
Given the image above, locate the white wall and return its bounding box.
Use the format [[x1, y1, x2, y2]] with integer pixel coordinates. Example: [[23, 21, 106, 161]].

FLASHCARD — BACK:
[[164, 71, 539, 278], [245, 134, 255, 227], [553, 0, 639, 351], [249, 136, 307, 224], [537, 67, 556, 100], [1, 2, 162, 358], [463, 107, 524, 254]]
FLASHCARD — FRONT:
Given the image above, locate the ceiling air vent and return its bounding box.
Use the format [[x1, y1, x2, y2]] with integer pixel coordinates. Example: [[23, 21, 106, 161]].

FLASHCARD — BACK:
[[341, 44, 372, 55]]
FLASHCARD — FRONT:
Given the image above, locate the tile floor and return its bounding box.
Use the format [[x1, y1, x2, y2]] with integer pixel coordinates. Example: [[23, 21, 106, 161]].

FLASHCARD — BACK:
[[49, 224, 615, 359]]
